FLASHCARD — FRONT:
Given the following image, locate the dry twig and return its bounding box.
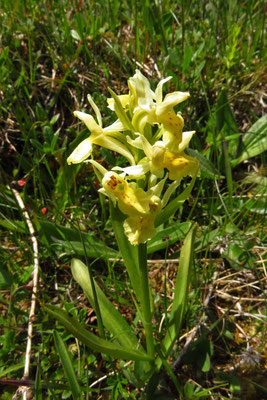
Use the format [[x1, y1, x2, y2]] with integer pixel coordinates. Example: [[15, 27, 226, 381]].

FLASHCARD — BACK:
[[10, 185, 39, 400]]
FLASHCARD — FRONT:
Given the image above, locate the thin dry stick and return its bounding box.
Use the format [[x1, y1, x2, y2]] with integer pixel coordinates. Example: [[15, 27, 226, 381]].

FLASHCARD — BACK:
[[10, 185, 39, 400]]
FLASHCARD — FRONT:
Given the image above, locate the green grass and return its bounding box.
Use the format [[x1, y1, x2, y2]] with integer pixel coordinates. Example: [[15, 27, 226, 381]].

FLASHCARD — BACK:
[[0, 0, 266, 399]]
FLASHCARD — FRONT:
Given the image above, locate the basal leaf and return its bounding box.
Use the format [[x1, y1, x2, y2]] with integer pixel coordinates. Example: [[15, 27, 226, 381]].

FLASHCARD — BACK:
[[147, 221, 191, 254], [53, 331, 82, 400], [44, 304, 152, 362], [187, 148, 224, 178], [160, 224, 197, 359], [38, 220, 118, 259], [231, 115, 267, 166], [71, 258, 142, 350]]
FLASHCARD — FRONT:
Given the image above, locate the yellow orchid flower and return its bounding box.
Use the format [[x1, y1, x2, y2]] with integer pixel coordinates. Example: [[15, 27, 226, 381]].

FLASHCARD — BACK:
[[123, 195, 162, 245], [67, 71, 200, 246], [162, 151, 200, 181], [129, 70, 190, 136], [106, 71, 190, 138], [102, 171, 153, 217], [101, 171, 162, 244], [67, 111, 135, 165], [118, 133, 199, 182]]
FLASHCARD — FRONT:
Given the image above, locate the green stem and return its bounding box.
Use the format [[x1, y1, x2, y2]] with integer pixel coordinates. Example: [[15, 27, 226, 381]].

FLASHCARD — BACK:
[[138, 243, 155, 361]]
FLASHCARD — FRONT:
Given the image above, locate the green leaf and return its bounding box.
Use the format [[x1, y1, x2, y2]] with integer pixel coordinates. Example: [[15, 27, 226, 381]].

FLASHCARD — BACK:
[[0, 219, 26, 233], [0, 363, 25, 378], [71, 258, 142, 350], [50, 113, 60, 125], [216, 90, 237, 136], [38, 220, 118, 259], [107, 88, 135, 136], [187, 149, 224, 178], [231, 115, 267, 166], [147, 221, 191, 254], [201, 351, 211, 372], [53, 331, 82, 400], [34, 358, 42, 400], [221, 129, 234, 210], [53, 239, 117, 259], [229, 375, 241, 394], [193, 60, 206, 77], [0, 264, 12, 289], [184, 381, 195, 398], [215, 90, 240, 163], [182, 46, 193, 74], [161, 224, 197, 359], [53, 167, 69, 216], [44, 304, 152, 362], [155, 172, 198, 227], [109, 202, 143, 303], [194, 227, 220, 252], [179, 336, 213, 373]]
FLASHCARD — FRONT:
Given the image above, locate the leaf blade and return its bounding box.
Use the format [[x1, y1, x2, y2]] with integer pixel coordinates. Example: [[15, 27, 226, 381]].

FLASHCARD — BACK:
[[53, 331, 82, 400], [71, 258, 141, 350], [44, 304, 152, 362], [161, 224, 197, 357]]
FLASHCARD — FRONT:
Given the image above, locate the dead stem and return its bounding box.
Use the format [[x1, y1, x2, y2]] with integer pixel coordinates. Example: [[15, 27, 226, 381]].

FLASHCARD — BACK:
[[10, 185, 39, 400]]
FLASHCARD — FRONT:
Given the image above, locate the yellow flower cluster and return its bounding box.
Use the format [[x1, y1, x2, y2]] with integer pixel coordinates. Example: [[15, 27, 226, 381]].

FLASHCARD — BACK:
[[67, 71, 199, 245]]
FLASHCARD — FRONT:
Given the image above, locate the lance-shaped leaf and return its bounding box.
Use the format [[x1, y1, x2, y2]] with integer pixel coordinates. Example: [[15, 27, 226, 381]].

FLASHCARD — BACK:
[[53, 331, 82, 400], [44, 304, 152, 362], [38, 220, 118, 259], [231, 115, 267, 166], [187, 148, 224, 179], [155, 170, 199, 227], [147, 221, 192, 254], [109, 202, 143, 303], [159, 224, 197, 364], [71, 258, 142, 350]]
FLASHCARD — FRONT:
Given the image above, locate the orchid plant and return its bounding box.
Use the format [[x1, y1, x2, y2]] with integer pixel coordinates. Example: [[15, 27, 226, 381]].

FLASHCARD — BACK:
[[45, 71, 200, 391]]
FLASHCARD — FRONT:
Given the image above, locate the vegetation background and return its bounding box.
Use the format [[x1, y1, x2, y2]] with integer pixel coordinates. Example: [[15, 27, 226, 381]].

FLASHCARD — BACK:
[[0, 0, 266, 399]]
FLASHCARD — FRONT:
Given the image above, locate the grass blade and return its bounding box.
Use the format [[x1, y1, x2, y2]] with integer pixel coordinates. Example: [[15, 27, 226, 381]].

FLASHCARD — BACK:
[[53, 331, 81, 400]]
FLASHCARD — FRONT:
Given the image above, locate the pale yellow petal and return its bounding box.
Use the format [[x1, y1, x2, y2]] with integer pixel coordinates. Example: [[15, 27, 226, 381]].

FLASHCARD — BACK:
[[128, 70, 155, 110], [94, 136, 135, 165], [102, 171, 151, 216], [156, 91, 190, 116], [123, 195, 161, 245], [178, 131, 195, 152], [67, 138, 92, 164], [107, 95, 130, 111], [113, 163, 151, 178], [87, 94, 102, 127], [163, 152, 199, 181], [155, 76, 173, 104], [103, 119, 127, 133], [74, 111, 102, 136]]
